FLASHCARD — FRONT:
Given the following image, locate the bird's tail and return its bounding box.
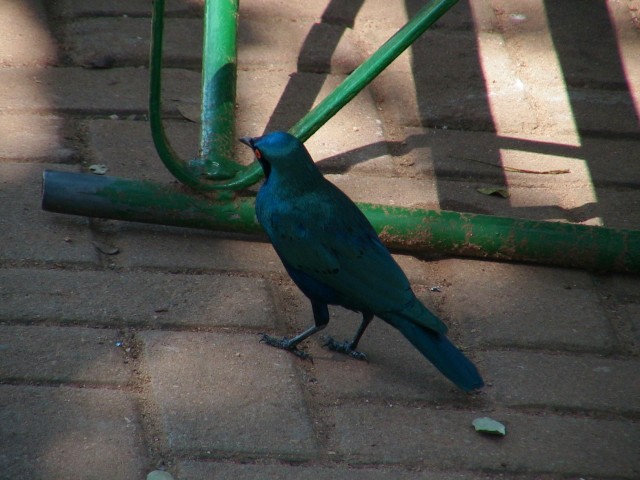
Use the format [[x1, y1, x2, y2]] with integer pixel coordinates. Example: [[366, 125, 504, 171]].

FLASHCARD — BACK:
[[386, 317, 484, 392]]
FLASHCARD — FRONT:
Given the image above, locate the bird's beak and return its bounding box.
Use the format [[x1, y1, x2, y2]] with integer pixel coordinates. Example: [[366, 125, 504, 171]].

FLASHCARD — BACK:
[[238, 136, 254, 148], [240, 135, 270, 178]]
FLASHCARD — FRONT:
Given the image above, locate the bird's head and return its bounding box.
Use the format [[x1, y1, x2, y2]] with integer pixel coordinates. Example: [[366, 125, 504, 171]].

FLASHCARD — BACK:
[[239, 131, 321, 183]]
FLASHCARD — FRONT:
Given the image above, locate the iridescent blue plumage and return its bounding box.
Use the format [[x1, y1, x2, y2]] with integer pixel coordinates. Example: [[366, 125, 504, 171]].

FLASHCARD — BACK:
[[241, 131, 483, 392]]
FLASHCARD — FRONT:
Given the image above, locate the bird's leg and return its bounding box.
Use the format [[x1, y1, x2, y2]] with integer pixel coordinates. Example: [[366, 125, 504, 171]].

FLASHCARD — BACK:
[[260, 324, 325, 360], [259, 300, 329, 360], [323, 312, 373, 361]]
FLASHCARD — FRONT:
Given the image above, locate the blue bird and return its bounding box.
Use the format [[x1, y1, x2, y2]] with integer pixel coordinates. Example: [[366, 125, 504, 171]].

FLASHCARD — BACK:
[[240, 131, 484, 392]]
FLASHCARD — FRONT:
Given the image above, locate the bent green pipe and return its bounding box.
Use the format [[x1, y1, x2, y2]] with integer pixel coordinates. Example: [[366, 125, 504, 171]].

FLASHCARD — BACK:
[[148, 0, 460, 191], [149, 0, 203, 188], [194, 0, 242, 179], [149, 0, 241, 189], [42, 170, 640, 273]]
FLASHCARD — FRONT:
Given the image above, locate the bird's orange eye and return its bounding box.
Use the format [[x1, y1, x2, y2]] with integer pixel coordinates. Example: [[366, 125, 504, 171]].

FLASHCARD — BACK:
[[254, 149, 262, 160]]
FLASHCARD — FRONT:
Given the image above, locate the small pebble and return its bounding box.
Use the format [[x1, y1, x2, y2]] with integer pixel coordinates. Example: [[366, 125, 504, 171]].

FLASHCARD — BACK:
[[147, 471, 175, 480]]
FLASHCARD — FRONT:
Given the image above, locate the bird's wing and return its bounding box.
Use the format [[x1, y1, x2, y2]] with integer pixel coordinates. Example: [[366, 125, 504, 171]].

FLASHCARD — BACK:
[[264, 183, 446, 333]]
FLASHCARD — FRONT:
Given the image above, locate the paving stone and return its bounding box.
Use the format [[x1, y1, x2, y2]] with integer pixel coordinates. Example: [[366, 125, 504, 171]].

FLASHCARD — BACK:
[[425, 0, 478, 31], [464, 181, 602, 227], [63, 18, 202, 68], [87, 114, 385, 190], [607, 0, 640, 109], [86, 118, 198, 183], [395, 128, 640, 227], [240, 0, 335, 23], [79, 70, 391, 176], [368, 28, 494, 132], [477, 1, 640, 137], [479, 350, 640, 415], [620, 302, 640, 353], [239, 17, 362, 74], [52, 0, 200, 17], [327, 174, 439, 207], [328, 404, 640, 478], [176, 461, 491, 480], [398, 127, 620, 184], [437, 178, 602, 225], [503, 2, 638, 136], [0, 67, 199, 114], [397, 129, 602, 221], [352, 27, 413, 78], [0, 325, 131, 385], [584, 187, 640, 230], [0, 115, 76, 162], [353, 0, 413, 29], [329, 172, 609, 227], [0, 385, 147, 480], [353, 0, 478, 74], [592, 278, 640, 354], [475, 4, 574, 137], [0, 163, 97, 264], [0, 0, 58, 67], [371, 24, 638, 137], [0, 268, 275, 328], [594, 273, 640, 304], [63, 15, 360, 73], [499, 0, 639, 90], [560, 88, 639, 137], [140, 331, 319, 457], [52, 0, 360, 25], [427, 259, 616, 353], [468, 26, 547, 138], [467, 1, 580, 138], [236, 70, 392, 175], [114, 227, 282, 273]]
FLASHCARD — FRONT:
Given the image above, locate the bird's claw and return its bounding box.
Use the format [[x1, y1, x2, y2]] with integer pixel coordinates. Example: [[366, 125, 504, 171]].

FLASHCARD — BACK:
[[323, 336, 368, 361], [258, 333, 312, 361]]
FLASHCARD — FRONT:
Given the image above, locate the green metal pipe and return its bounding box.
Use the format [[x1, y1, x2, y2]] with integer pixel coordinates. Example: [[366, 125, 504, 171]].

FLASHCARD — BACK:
[[149, 0, 204, 188], [367, 206, 640, 274], [290, 0, 459, 142], [194, 0, 242, 179], [219, 0, 461, 190], [42, 170, 640, 273], [147, 0, 460, 191], [42, 170, 256, 234], [149, 0, 241, 189]]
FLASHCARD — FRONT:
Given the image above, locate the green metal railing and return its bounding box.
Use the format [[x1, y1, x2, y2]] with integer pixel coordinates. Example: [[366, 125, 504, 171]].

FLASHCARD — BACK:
[[148, 0, 460, 190], [148, 0, 239, 187], [41, 0, 640, 273], [42, 170, 640, 273]]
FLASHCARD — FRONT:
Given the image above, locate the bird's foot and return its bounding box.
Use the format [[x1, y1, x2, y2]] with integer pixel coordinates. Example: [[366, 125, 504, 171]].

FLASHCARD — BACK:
[[259, 333, 312, 361], [323, 336, 368, 361]]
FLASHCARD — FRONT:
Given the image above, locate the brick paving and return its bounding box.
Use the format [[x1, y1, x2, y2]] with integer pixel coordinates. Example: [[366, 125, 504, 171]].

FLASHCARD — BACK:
[[1, 0, 639, 479]]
